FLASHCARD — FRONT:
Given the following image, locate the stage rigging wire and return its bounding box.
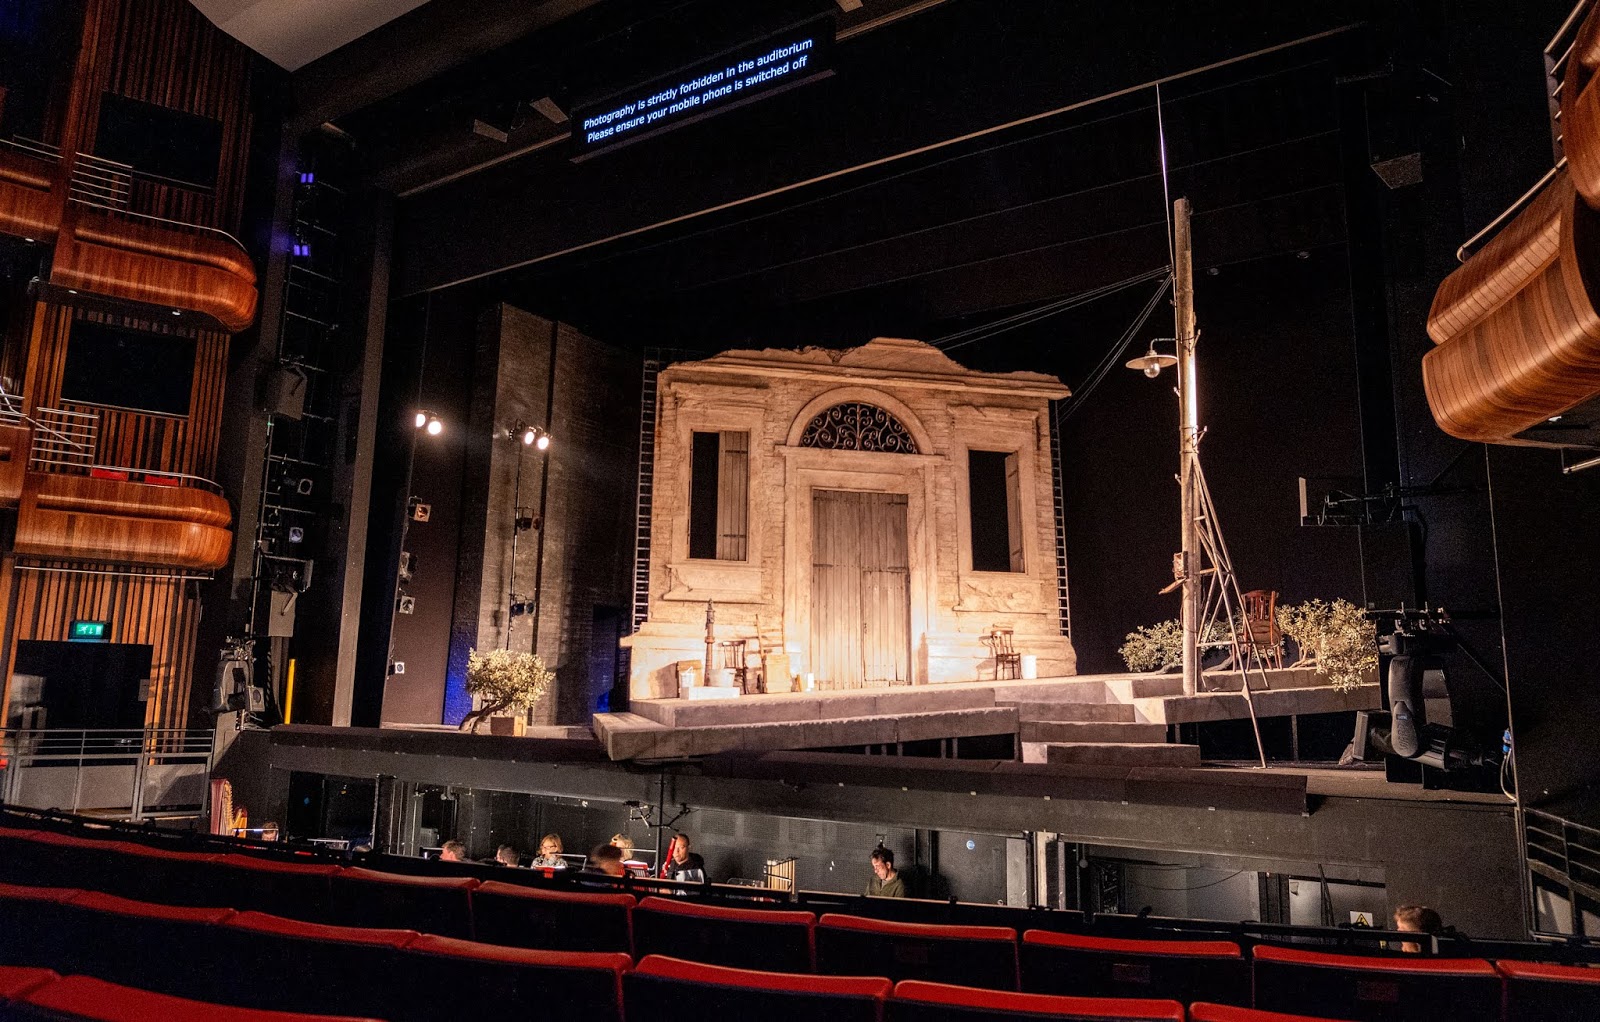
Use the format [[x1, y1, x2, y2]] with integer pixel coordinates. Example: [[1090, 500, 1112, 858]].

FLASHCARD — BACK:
[[931, 265, 1169, 353], [1054, 272, 1173, 426]]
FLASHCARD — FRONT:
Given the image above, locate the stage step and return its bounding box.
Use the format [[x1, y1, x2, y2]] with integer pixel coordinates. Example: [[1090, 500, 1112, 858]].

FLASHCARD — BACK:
[[1044, 741, 1202, 767], [1020, 720, 1166, 744], [1008, 702, 1135, 723]]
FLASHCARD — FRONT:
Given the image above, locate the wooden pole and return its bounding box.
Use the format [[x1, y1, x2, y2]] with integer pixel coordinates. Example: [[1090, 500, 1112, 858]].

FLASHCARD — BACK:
[[1174, 197, 1202, 698]]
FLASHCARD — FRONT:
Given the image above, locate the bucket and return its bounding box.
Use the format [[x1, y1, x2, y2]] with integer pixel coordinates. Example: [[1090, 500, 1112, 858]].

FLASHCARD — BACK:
[[1020, 654, 1039, 680]]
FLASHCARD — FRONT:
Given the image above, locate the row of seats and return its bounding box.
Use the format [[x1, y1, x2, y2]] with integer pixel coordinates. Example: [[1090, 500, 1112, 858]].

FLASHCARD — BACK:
[[0, 883, 630, 1022], [0, 966, 380, 1022], [4, 876, 1598, 1022], [8, 824, 1600, 1020]]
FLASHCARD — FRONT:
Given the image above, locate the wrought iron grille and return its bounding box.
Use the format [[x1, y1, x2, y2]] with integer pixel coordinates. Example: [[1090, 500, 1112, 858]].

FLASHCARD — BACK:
[[798, 402, 918, 454]]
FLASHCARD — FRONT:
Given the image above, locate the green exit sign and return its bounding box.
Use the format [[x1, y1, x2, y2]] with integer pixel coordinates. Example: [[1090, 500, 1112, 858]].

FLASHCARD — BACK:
[[70, 620, 108, 642]]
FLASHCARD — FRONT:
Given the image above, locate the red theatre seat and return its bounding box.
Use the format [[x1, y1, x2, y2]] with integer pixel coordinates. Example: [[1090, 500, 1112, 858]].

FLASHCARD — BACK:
[[331, 866, 479, 937], [889, 979, 1184, 1021], [1498, 959, 1600, 1021], [1190, 1003, 1348, 1022], [14, 974, 383, 1022], [213, 854, 341, 919], [395, 935, 631, 1022], [0, 831, 123, 890], [0, 883, 83, 974], [1021, 929, 1249, 1005], [471, 880, 635, 953], [212, 911, 417, 1018], [1251, 944, 1501, 1022], [628, 953, 891, 1022], [634, 894, 815, 972], [0, 966, 58, 1004], [817, 913, 1019, 991]]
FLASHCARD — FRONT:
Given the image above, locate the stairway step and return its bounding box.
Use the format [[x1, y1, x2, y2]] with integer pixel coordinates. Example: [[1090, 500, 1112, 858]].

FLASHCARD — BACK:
[[1009, 702, 1135, 723], [1021, 720, 1165, 743], [1044, 742, 1202, 767]]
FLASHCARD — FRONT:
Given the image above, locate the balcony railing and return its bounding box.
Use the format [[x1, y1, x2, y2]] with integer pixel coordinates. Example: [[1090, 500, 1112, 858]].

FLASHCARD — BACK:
[[27, 407, 98, 472], [68, 152, 131, 210], [0, 727, 215, 821]]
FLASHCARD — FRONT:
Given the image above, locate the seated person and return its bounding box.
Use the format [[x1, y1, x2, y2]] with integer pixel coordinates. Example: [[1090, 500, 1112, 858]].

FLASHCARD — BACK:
[[1394, 903, 1443, 953], [612, 833, 648, 875], [439, 840, 466, 862], [495, 844, 521, 867], [585, 842, 626, 877], [659, 833, 706, 883], [865, 845, 905, 898], [531, 833, 567, 869]]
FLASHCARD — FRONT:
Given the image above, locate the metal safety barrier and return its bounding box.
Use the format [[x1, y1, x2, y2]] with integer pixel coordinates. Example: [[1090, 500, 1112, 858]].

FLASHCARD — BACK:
[[0, 727, 215, 821]]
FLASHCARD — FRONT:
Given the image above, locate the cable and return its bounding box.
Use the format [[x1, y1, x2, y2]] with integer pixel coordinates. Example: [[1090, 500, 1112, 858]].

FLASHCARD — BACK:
[[1134, 869, 1247, 892], [931, 266, 1169, 352], [1056, 273, 1173, 425]]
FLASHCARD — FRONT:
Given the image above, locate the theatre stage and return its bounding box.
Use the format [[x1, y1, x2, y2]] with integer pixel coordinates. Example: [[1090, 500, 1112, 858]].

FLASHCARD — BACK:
[[591, 667, 1379, 762]]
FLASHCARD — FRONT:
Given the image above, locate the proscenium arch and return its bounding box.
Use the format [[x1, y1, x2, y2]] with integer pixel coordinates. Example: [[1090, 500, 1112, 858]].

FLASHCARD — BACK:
[[784, 387, 934, 454]]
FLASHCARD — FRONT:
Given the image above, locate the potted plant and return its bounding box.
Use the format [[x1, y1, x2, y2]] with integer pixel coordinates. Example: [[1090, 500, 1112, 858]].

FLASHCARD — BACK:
[[459, 647, 553, 734]]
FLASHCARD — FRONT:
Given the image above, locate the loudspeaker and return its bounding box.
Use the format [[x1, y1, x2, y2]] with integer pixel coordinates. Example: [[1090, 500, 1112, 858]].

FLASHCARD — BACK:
[[262, 365, 308, 419]]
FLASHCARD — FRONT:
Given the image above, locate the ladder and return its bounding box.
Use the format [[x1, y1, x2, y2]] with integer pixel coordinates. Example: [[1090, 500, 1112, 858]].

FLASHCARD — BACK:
[[1049, 399, 1071, 637]]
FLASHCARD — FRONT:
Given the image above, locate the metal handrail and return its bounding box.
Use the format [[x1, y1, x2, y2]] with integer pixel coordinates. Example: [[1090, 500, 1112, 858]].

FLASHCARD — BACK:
[[69, 195, 251, 253], [86, 463, 226, 496], [1454, 161, 1566, 263], [0, 136, 62, 162]]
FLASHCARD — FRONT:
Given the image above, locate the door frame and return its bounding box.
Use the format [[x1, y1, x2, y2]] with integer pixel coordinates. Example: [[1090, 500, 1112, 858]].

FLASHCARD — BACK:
[[778, 445, 939, 685]]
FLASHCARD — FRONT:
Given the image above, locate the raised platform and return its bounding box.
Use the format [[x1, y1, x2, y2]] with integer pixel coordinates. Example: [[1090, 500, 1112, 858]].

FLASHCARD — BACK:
[[592, 667, 1379, 761]]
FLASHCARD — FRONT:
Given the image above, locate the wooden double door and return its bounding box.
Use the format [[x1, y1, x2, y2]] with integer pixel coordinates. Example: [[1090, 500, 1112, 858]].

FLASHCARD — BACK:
[[809, 489, 911, 689]]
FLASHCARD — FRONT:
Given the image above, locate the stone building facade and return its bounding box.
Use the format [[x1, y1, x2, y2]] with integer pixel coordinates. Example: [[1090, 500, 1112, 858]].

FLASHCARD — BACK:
[[623, 338, 1076, 699]]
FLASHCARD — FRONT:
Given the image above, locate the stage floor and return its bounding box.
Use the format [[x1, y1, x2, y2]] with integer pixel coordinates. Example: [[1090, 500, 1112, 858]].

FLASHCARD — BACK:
[[593, 667, 1380, 761]]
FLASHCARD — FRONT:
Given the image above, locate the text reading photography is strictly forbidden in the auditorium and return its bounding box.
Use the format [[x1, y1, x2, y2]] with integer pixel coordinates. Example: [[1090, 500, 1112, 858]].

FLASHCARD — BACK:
[[574, 21, 834, 157]]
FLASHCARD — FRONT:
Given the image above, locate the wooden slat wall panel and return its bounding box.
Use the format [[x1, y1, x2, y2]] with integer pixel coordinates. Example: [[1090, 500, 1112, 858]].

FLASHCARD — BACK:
[[69, 0, 255, 233], [26, 303, 229, 476], [10, 566, 200, 729]]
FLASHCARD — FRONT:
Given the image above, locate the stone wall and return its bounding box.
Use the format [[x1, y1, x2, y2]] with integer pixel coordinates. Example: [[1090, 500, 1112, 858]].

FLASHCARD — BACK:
[[624, 338, 1077, 698]]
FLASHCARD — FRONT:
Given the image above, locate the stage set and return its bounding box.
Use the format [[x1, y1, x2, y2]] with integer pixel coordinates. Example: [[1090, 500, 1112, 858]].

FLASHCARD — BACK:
[[595, 335, 1376, 763]]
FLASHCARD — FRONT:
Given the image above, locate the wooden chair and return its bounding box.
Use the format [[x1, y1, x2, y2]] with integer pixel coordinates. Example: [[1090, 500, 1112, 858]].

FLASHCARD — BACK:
[[1235, 590, 1284, 669], [982, 629, 1022, 681]]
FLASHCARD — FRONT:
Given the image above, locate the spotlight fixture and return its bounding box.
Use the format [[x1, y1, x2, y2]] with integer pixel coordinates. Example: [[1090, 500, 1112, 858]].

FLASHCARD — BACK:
[[414, 411, 427, 429], [1125, 340, 1179, 378], [509, 422, 552, 449], [416, 411, 443, 435]]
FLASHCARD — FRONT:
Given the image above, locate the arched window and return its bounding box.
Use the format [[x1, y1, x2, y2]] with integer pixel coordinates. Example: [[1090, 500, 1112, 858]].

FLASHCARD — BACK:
[[798, 402, 919, 454]]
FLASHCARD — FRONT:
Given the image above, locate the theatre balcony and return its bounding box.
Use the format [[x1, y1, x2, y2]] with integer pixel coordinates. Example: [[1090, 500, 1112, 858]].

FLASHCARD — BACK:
[[0, 403, 232, 572], [0, 141, 258, 333]]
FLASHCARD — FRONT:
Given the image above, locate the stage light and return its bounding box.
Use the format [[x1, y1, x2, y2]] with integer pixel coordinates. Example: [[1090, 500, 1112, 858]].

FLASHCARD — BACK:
[[536, 432, 551, 451], [415, 411, 427, 428], [521, 426, 536, 446], [299, 172, 315, 184], [1125, 341, 1178, 378], [426, 415, 443, 436]]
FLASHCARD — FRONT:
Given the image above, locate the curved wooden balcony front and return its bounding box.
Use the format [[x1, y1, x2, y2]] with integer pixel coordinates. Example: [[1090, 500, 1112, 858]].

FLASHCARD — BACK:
[[0, 145, 60, 242], [12, 469, 234, 571], [52, 206, 259, 332], [1423, 172, 1600, 445]]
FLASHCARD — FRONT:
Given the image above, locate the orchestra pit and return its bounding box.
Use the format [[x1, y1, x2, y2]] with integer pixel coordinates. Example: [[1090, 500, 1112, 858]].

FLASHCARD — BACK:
[[5, 1, 1600, 1020]]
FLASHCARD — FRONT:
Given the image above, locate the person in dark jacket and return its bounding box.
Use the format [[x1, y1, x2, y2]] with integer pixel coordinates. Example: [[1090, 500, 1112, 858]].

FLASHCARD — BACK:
[[866, 845, 905, 898]]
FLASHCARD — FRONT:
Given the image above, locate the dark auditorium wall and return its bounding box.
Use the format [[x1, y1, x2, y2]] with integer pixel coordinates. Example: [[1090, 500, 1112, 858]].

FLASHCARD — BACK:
[[364, 297, 637, 726]]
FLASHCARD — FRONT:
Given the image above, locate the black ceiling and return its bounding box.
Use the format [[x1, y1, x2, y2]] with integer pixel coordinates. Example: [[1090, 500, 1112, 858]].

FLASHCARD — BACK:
[[321, 0, 1380, 373]]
